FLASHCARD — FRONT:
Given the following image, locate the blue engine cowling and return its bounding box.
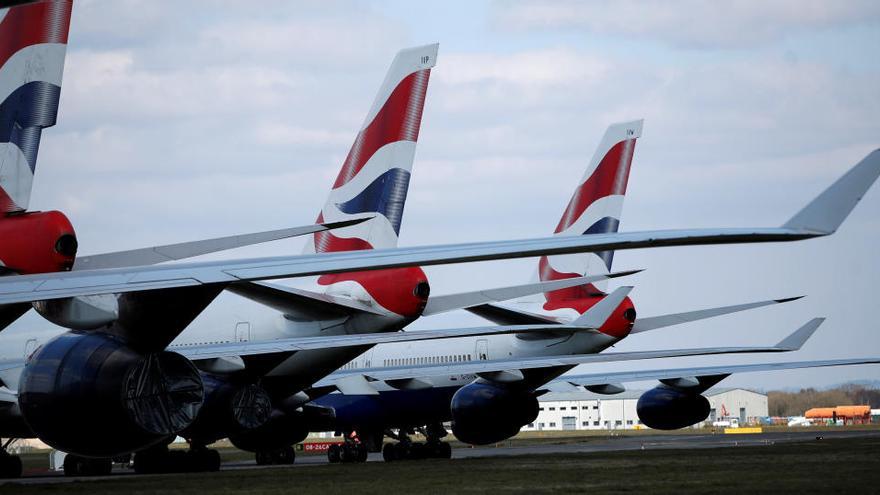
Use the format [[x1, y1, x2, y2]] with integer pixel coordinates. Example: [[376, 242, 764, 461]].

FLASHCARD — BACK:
[[450, 382, 539, 445], [18, 331, 204, 457], [636, 386, 710, 430]]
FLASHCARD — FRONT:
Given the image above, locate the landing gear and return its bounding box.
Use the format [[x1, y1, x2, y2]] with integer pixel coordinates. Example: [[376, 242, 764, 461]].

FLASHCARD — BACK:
[[133, 444, 221, 474], [62, 455, 112, 477], [255, 446, 295, 465], [327, 433, 368, 464], [0, 440, 22, 479], [382, 425, 452, 462]]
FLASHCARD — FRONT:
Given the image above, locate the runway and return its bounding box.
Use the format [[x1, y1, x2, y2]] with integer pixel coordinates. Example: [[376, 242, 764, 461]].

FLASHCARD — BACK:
[[5, 429, 879, 485]]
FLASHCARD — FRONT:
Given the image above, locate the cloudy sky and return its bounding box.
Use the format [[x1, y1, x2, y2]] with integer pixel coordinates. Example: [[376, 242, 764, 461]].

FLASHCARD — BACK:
[[14, 0, 880, 390]]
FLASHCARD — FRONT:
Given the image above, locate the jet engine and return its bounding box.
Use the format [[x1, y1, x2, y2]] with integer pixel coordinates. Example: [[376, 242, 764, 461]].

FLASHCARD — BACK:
[[636, 385, 711, 430], [0, 211, 77, 274], [181, 374, 273, 445], [450, 382, 539, 445], [228, 409, 310, 453], [17, 331, 204, 457]]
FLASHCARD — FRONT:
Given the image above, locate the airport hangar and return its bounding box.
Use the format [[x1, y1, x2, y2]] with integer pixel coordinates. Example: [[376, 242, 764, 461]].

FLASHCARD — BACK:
[[521, 388, 768, 431]]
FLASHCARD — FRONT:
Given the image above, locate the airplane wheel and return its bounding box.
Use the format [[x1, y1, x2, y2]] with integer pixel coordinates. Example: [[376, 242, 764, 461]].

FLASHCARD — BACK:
[[63, 455, 112, 477], [394, 443, 410, 461], [255, 450, 272, 465], [274, 446, 296, 465], [327, 444, 341, 463], [340, 444, 356, 463], [382, 443, 396, 462], [438, 442, 452, 459], [190, 449, 220, 472], [408, 442, 426, 460], [0, 454, 22, 478]]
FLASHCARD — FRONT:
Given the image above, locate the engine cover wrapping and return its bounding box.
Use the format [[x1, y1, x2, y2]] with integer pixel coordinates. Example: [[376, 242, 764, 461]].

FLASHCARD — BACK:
[[182, 374, 272, 445], [18, 332, 204, 457]]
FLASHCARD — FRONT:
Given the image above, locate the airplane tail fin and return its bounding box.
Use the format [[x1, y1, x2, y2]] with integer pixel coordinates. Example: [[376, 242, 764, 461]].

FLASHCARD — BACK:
[[0, 0, 72, 214], [304, 44, 438, 255], [539, 120, 642, 301]]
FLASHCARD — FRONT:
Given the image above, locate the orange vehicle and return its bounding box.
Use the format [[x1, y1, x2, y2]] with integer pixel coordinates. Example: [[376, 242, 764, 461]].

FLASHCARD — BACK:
[[805, 405, 872, 424]]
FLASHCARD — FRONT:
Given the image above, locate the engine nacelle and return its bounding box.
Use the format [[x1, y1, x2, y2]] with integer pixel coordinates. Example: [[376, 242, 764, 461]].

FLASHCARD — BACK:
[[636, 386, 711, 430], [33, 294, 120, 330], [450, 382, 539, 445], [18, 332, 204, 457], [0, 211, 77, 274], [182, 374, 272, 445], [229, 404, 334, 452]]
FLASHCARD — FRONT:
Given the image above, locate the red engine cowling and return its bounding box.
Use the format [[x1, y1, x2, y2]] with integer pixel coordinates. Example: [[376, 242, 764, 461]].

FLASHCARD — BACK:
[[0, 210, 77, 274]]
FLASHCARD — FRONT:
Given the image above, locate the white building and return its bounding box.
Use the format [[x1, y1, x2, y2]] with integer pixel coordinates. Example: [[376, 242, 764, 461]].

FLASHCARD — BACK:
[[705, 388, 768, 425], [522, 388, 768, 432]]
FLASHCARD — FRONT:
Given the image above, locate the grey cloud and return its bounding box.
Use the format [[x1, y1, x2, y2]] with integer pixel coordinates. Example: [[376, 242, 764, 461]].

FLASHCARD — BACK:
[[493, 0, 880, 49]]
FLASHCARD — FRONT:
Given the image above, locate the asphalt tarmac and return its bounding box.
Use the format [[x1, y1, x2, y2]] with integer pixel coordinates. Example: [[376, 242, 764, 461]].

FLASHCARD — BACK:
[[5, 429, 879, 485]]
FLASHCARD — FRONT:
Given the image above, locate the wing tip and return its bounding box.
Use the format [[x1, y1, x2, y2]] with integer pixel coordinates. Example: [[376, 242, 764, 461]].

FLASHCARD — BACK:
[[777, 317, 825, 350], [774, 295, 806, 303]]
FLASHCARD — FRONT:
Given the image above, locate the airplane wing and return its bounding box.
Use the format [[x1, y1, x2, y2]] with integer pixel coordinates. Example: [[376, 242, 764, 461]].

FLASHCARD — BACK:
[[0, 148, 876, 305], [310, 318, 822, 389], [552, 358, 880, 392], [73, 218, 368, 270]]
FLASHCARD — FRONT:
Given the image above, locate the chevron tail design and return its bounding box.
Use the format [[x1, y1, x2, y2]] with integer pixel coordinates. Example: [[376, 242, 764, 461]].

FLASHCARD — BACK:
[[302, 44, 437, 316], [0, 0, 72, 214], [539, 120, 643, 306]]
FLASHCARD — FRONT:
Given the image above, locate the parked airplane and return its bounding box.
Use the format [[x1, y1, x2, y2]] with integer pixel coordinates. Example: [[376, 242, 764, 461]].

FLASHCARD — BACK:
[[0, 38, 627, 476], [0, 1, 876, 476], [0, 140, 873, 474], [300, 121, 821, 460]]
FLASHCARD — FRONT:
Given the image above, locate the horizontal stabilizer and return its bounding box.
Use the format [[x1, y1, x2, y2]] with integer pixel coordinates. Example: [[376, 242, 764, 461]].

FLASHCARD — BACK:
[[227, 280, 386, 317], [783, 149, 880, 234], [465, 303, 559, 326], [573, 286, 633, 329], [631, 295, 803, 333], [75, 218, 369, 270], [422, 269, 641, 316]]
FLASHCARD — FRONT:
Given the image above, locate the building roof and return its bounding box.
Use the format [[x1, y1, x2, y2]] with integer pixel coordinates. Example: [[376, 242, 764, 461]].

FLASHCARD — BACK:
[[704, 388, 766, 398], [538, 387, 766, 403]]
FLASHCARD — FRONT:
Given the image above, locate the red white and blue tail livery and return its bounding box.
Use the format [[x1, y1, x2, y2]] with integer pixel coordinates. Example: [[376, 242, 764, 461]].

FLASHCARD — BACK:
[[302, 44, 437, 317], [305, 44, 437, 255], [0, 0, 71, 213], [539, 120, 642, 304]]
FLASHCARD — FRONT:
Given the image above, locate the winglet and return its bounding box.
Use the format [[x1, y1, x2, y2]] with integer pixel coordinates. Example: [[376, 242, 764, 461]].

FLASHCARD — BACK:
[[776, 317, 824, 350], [573, 286, 633, 329], [783, 150, 880, 234]]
